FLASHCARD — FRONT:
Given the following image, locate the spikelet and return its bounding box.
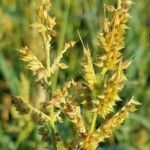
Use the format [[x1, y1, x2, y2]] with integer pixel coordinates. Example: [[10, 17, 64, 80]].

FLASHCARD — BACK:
[[19, 46, 47, 85], [63, 99, 86, 134], [40, 89, 66, 110], [38, 125, 52, 143], [12, 95, 30, 115], [79, 132, 99, 150], [32, 0, 56, 36], [83, 46, 97, 90], [62, 82, 86, 134], [50, 41, 76, 75], [40, 80, 86, 133], [59, 81, 86, 134], [12, 96, 51, 125], [93, 61, 127, 118], [80, 98, 140, 149], [56, 81, 86, 134], [97, 0, 133, 71], [96, 98, 141, 143]]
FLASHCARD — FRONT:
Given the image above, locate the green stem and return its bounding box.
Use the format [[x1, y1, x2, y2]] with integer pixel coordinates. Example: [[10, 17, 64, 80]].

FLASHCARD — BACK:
[[47, 122, 57, 150], [46, 45, 57, 149], [46, 40, 51, 77], [43, 31, 57, 149], [90, 113, 98, 132], [50, 107, 57, 150]]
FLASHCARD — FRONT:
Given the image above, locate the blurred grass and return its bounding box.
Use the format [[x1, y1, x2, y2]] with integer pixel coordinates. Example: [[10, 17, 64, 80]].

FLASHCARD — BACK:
[[0, 0, 150, 149]]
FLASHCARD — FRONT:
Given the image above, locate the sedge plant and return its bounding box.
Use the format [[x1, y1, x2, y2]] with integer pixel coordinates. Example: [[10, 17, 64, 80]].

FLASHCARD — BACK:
[[12, 0, 140, 149]]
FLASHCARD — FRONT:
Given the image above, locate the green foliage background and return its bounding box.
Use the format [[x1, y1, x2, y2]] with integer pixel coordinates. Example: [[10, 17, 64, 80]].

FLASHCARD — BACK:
[[0, 0, 150, 149]]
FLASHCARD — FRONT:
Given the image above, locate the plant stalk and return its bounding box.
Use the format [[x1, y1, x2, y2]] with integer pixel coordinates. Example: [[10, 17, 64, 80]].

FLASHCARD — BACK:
[[43, 31, 57, 149], [90, 113, 98, 132]]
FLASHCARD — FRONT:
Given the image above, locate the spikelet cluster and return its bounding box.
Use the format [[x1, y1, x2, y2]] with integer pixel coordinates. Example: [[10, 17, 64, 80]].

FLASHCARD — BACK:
[[80, 0, 140, 149], [32, 0, 56, 37], [93, 61, 127, 117], [19, 0, 75, 88], [41, 81, 86, 134], [50, 41, 76, 75], [96, 99, 140, 143], [12, 96, 58, 145], [13, 0, 74, 147], [12, 96, 51, 124], [82, 0, 133, 119], [80, 99, 140, 150], [63, 98, 86, 134], [83, 46, 97, 90], [95, 0, 133, 118], [19, 46, 47, 86], [97, 0, 133, 71]]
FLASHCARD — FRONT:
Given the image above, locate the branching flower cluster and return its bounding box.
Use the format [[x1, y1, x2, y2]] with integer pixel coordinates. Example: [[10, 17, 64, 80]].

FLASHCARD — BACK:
[[12, 0, 140, 149]]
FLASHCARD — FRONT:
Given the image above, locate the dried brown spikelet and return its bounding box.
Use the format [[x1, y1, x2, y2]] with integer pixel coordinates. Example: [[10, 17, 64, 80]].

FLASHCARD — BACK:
[[97, 0, 133, 71], [40, 89, 66, 109], [38, 126, 62, 144], [38, 125, 51, 143], [19, 46, 47, 85], [12, 96, 30, 115], [83, 46, 97, 90], [55, 81, 86, 134], [12, 96, 51, 125], [30, 108, 50, 125], [49, 80, 86, 134], [63, 99, 86, 134], [50, 41, 76, 75], [62, 81, 86, 134], [40, 80, 86, 132], [93, 61, 127, 118]]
